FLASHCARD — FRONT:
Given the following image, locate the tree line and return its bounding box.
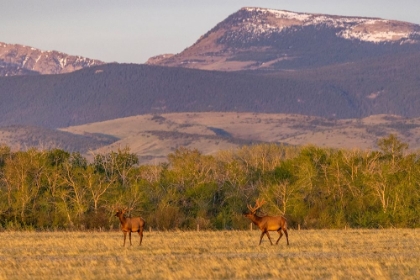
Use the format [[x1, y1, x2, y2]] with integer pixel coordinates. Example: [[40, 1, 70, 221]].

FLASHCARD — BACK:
[[0, 134, 419, 231]]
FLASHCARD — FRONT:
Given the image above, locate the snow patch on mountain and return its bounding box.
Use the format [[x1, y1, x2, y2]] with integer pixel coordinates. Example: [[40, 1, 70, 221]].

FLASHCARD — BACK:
[[339, 28, 410, 43], [242, 7, 418, 43]]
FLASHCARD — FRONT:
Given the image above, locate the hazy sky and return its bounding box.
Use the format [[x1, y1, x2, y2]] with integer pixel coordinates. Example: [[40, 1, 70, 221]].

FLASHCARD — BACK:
[[1, 0, 419, 63]]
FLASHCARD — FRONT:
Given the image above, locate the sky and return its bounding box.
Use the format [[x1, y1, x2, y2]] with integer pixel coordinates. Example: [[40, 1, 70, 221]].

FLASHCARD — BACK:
[[1, 0, 419, 64]]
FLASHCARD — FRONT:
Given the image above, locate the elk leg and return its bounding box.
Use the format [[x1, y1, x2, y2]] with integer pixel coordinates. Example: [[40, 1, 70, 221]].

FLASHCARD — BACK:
[[259, 231, 265, 245], [123, 232, 127, 247], [276, 230, 283, 245], [138, 228, 143, 246], [284, 228, 289, 245], [266, 231, 274, 245], [129, 232, 132, 246]]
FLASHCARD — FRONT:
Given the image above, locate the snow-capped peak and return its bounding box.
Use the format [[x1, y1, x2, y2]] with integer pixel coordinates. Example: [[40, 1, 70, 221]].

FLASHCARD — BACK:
[[240, 7, 420, 43]]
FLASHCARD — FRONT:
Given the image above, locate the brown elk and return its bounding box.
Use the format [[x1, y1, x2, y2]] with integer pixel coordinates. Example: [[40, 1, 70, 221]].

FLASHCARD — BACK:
[[244, 198, 289, 246], [114, 207, 145, 246]]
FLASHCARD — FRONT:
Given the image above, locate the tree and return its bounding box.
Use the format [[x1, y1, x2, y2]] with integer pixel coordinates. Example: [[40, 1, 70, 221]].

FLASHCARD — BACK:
[[377, 134, 408, 168], [166, 148, 217, 228], [2, 149, 47, 225], [83, 165, 116, 213], [93, 147, 138, 188], [61, 161, 89, 226], [0, 145, 11, 218]]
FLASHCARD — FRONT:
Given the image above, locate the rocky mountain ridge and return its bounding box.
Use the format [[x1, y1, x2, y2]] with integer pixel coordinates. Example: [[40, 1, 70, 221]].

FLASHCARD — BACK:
[[0, 42, 104, 76], [231, 8, 420, 43], [147, 7, 420, 71]]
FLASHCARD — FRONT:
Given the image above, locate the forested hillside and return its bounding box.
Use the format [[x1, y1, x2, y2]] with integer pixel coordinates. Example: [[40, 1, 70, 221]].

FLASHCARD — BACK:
[[1, 52, 420, 129], [0, 134, 418, 231]]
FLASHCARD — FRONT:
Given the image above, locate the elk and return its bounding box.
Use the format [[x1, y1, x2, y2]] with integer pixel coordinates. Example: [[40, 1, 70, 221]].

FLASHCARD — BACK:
[[244, 198, 289, 246], [114, 207, 145, 246]]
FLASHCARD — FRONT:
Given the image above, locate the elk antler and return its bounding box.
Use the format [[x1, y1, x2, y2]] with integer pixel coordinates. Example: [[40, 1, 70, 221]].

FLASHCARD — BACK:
[[256, 198, 266, 208], [120, 207, 135, 215], [248, 198, 266, 213]]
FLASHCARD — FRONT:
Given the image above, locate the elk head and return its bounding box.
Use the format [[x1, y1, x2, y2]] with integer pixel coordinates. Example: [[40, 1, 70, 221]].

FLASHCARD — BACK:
[[114, 207, 131, 217], [244, 198, 266, 217]]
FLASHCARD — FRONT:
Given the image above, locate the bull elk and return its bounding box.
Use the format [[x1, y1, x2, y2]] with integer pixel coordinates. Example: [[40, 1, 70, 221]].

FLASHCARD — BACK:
[[244, 198, 289, 246], [115, 207, 145, 246]]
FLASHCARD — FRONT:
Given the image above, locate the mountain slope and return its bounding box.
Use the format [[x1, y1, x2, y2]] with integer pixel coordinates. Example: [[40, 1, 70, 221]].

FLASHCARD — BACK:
[[1, 52, 420, 129], [0, 42, 104, 76], [60, 112, 420, 164], [147, 7, 420, 71], [0, 125, 118, 153]]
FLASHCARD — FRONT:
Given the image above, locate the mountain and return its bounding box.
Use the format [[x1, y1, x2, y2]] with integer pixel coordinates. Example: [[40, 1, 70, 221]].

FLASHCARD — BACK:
[[1, 54, 420, 129], [147, 7, 420, 71], [2, 8, 420, 128], [0, 42, 104, 76], [2, 7, 420, 158]]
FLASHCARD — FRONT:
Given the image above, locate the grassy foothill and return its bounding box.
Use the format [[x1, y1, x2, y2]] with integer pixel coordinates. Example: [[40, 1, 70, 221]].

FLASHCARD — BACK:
[[0, 229, 419, 279]]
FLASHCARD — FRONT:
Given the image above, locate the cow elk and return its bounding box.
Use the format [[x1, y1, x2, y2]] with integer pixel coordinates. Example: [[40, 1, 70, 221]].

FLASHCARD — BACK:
[[244, 198, 289, 246], [115, 207, 145, 246]]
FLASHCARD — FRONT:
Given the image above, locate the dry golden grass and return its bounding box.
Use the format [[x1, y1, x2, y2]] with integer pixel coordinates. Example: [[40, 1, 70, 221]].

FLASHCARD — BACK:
[[0, 229, 419, 279]]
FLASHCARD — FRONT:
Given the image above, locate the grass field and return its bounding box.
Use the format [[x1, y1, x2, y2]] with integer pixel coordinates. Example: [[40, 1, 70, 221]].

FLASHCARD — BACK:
[[0, 229, 419, 279]]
